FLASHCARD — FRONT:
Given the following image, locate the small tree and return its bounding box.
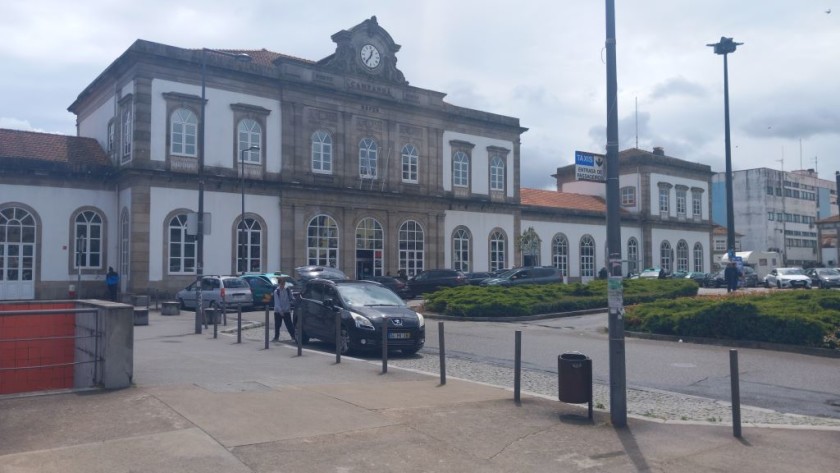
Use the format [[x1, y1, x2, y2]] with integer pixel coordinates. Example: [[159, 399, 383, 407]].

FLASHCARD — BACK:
[[517, 226, 542, 266]]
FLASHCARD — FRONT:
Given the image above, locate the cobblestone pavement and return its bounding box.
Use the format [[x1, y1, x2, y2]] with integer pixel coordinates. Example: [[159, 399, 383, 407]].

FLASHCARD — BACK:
[[236, 325, 840, 428]]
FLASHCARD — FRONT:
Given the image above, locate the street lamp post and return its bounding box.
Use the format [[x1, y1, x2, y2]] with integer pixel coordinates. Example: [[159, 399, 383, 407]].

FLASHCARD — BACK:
[[239, 145, 260, 274], [195, 48, 252, 334], [707, 37, 743, 259]]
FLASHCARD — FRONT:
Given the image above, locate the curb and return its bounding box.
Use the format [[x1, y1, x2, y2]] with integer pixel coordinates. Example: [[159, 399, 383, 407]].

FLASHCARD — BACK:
[[422, 307, 607, 322]]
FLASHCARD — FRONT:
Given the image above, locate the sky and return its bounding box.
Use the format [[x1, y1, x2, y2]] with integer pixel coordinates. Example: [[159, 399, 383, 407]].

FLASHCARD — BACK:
[[2, 1, 838, 190]]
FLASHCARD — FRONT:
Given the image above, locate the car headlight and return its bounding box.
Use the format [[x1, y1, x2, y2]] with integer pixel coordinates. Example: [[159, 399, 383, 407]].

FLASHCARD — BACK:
[[349, 311, 374, 330], [416, 312, 425, 328]]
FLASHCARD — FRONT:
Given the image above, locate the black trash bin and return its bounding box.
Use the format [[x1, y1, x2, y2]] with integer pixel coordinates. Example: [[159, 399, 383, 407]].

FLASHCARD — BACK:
[[558, 352, 593, 419]]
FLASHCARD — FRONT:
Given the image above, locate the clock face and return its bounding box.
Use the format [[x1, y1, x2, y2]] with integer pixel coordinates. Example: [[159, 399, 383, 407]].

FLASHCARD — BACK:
[[360, 44, 381, 69]]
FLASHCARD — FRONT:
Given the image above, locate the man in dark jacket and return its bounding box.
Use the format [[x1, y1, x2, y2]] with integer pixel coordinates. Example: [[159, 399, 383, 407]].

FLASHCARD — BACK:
[[724, 262, 739, 293]]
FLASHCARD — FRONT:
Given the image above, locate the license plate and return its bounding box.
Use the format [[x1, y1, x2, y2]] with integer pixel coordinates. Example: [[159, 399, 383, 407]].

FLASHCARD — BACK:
[[388, 332, 411, 339]]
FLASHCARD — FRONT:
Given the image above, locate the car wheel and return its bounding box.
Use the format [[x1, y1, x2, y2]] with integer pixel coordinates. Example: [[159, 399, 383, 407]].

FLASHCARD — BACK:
[[777, 281, 782, 289]]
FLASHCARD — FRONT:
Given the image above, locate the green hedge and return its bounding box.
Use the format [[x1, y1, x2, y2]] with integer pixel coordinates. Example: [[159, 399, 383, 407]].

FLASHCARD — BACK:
[[625, 291, 840, 348], [422, 279, 698, 318]]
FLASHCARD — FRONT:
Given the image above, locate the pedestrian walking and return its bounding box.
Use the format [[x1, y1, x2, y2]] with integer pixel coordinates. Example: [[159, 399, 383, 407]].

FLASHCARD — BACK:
[[724, 262, 739, 293], [106, 267, 120, 301], [272, 278, 295, 342]]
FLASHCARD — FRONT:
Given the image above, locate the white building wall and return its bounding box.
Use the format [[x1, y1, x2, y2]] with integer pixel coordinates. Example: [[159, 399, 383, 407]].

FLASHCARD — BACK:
[[649, 173, 708, 219], [77, 82, 133, 154], [150, 79, 283, 172], [148, 187, 281, 281], [443, 211, 514, 271], [1, 184, 118, 282], [441, 131, 514, 197], [650, 228, 710, 272]]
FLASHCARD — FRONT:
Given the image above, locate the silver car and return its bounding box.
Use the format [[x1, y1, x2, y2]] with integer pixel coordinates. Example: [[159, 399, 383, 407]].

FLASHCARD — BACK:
[[763, 268, 812, 289], [176, 275, 253, 311]]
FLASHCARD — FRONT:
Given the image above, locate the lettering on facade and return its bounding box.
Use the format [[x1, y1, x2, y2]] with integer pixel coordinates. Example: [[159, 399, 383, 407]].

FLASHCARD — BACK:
[[357, 118, 383, 132], [346, 79, 392, 97], [314, 73, 334, 83], [308, 109, 339, 124], [399, 124, 422, 137], [361, 104, 380, 113]]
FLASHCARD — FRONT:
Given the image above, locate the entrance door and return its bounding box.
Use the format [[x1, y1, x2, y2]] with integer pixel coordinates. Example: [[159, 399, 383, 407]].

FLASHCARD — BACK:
[[0, 207, 36, 300], [356, 250, 373, 280]]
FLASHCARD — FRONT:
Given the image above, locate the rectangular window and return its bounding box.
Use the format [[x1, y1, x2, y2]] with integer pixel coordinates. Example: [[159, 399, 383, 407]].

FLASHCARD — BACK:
[[620, 187, 636, 206], [659, 188, 669, 213], [121, 107, 132, 162], [715, 239, 726, 251], [766, 186, 774, 195], [768, 212, 775, 221], [676, 190, 687, 216], [692, 193, 702, 217]]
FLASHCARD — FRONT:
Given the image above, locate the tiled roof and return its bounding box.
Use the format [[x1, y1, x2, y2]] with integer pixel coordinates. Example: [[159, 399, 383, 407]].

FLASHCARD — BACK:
[[520, 188, 606, 212], [0, 129, 110, 167], [712, 225, 743, 237]]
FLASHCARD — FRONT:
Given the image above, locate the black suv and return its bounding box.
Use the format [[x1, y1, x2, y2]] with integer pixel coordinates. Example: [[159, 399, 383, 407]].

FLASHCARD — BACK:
[[480, 266, 564, 287], [296, 279, 425, 355], [404, 269, 467, 298]]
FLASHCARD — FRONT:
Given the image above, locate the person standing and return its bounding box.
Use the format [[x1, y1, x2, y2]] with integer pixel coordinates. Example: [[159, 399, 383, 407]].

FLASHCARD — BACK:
[[272, 278, 295, 342], [106, 267, 119, 301], [724, 262, 739, 293]]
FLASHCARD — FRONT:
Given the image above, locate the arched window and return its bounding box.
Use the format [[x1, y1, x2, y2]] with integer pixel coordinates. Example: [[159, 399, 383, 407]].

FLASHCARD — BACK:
[[660, 241, 672, 273], [676, 240, 689, 272], [0, 207, 36, 283], [489, 230, 507, 271], [580, 235, 596, 278], [168, 214, 196, 274], [170, 108, 197, 156], [237, 217, 263, 273], [74, 211, 102, 269], [238, 119, 261, 164], [399, 220, 424, 277], [490, 156, 505, 191], [452, 226, 472, 272], [311, 130, 332, 173], [453, 151, 469, 187], [693, 243, 704, 272], [401, 144, 419, 183], [627, 238, 639, 275], [359, 138, 378, 178], [356, 218, 384, 278], [307, 215, 339, 267], [551, 233, 568, 277]]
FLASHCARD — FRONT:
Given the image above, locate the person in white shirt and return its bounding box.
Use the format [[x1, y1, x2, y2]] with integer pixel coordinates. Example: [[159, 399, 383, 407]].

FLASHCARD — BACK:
[[271, 278, 295, 341]]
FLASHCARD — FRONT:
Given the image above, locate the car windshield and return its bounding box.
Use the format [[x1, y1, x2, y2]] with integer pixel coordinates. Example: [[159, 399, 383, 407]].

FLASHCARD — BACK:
[[496, 269, 519, 278], [223, 278, 249, 288], [817, 269, 840, 276], [337, 283, 406, 307], [779, 268, 805, 275]]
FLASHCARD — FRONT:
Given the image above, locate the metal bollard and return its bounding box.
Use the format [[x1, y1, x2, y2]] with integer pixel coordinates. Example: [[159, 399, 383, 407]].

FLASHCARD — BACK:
[[213, 311, 218, 338], [514, 331, 522, 403], [237, 305, 242, 344], [381, 317, 389, 374], [335, 311, 341, 364], [296, 310, 303, 356], [730, 349, 742, 437], [438, 322, 446, 385], [223, 303, 227, 326], [264, 306, 270, 350]]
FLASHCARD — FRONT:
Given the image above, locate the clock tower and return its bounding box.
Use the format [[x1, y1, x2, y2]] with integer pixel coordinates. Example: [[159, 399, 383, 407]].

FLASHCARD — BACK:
[[320, 16, 407, 85]]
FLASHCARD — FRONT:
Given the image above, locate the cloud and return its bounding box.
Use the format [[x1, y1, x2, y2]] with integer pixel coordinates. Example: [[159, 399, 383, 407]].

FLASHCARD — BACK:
[[0, 117, 40, 131], [650, 77, 707, 101], [742, 109, 840, 140]]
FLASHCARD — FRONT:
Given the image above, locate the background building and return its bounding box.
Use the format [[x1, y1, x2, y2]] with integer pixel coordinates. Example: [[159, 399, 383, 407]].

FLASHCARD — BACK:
[[712, 168, 838, 266]]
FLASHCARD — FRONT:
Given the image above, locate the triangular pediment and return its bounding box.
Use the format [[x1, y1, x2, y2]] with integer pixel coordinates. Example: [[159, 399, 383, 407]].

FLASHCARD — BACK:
[[319, 16, 407, 85]]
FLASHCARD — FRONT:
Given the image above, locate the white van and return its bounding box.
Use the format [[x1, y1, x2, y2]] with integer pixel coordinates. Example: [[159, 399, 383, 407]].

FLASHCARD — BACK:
[[721, 251, 781, 280]]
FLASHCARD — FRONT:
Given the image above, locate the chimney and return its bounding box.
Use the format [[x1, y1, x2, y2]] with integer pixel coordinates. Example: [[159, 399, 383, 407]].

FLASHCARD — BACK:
[[652, 146, 665, 156]]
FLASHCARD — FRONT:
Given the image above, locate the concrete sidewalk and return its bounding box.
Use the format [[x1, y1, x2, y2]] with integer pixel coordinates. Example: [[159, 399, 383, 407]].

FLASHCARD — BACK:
[[1, 310, 838, 472]]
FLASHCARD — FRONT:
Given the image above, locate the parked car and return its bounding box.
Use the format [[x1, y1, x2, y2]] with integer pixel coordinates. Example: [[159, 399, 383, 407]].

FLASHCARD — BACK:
[[638, 267, 664, 279], [805, 268, 840, 289], [480, 266, 563, 287], [295, 265, 348, 282], [703, 267, 758, 288], [404, 269, 467, 298], [175, 275, 253, 311], [241, 274, 278, 309], [683, 271, 708, 285], [296, 279, 425, 355], [764, 267, 811, 289], [464, 272, 493, 285], [362, 275, 408, 297]]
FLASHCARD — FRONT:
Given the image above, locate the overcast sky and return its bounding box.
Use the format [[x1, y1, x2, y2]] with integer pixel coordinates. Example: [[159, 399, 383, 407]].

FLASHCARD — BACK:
[[2, 1, 838, 189]]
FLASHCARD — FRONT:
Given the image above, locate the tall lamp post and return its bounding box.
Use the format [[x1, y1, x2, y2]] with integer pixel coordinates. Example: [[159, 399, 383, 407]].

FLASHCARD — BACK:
[[707, 37, 743, 259], [194, 48, 252, 334], [239, 145, 260, 274]]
